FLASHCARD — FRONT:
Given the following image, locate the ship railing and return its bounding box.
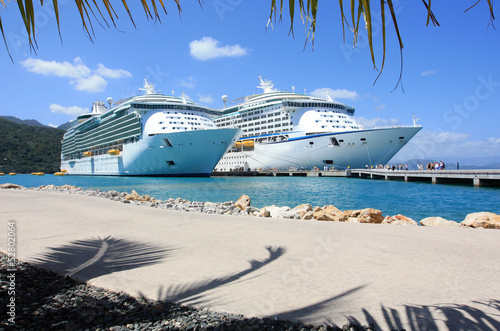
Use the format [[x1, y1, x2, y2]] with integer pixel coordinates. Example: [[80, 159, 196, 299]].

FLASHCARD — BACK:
[[373, 124, 422, 129]]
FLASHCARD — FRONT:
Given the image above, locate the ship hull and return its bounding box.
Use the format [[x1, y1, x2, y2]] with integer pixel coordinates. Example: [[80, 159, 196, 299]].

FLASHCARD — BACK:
[[61, 128, 240, 176], [215, 127, 421, 171]]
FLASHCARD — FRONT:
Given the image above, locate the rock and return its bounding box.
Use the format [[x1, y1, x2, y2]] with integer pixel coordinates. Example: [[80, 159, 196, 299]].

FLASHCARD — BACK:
[[125, 190, 141, 201], [291, 203, 313, 213], [461, 212, 500, 229], [312, 205, 342, 221], [258, 208, 270, 217], [0, 183, 24, 189], [420, 217, 459, 227], [382, 214, 418, 226], [264, 205, 291, 218], [289, 204, 313, 220], [297, 211, 313, 220], [351, 208, 384, 224], [336, 210, 354, 222], [234, 195, 251, 210]]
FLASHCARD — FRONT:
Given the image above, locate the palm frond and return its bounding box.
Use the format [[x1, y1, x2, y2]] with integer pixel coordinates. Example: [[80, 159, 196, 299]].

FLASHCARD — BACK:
[[0, 12, 13, 62]]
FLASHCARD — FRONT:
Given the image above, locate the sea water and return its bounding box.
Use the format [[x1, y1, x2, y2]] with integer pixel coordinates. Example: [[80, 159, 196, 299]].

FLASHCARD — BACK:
[[1, 175, 499, 223]]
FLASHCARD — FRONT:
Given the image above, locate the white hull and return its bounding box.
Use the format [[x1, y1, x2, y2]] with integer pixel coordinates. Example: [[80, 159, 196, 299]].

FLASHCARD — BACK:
[[215, 127, 421, 171], [62, 128, 240, 176]]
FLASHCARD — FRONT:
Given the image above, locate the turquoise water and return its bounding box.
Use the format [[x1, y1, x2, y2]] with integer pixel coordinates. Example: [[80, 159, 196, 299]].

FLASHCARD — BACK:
[[1, 174, 499, 223]]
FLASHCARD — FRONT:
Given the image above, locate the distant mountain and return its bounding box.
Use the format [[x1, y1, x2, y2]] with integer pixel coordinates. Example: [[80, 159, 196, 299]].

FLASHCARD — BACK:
[[57, 122, 71, 131], [0, 118, 65, 174], [0, 116, 48, 128]]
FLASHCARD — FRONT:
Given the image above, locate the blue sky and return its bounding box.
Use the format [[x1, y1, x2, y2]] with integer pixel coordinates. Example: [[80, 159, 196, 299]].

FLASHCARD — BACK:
[[1, 0, 499, 163]]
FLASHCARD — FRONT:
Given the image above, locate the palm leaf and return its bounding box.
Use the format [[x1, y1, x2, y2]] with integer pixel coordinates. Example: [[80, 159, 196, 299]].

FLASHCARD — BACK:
[[387, 0, 404, 91], [360, 0, 376, 70], [374, 0, 386, 85], [0, 12, 13, 62]]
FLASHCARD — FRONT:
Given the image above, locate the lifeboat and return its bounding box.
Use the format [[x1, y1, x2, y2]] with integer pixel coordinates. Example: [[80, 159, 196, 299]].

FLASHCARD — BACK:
[[242, 140, 254, 148], [36, 172, 44, 176], [54, 172, 66, 176], [108, 149, 120, 155], [83, 151, 92, 157], [31, 172, 37, 175], [0, 172, 4, 176], [9, 172, 16, 176], [234, 141, 242, 148]]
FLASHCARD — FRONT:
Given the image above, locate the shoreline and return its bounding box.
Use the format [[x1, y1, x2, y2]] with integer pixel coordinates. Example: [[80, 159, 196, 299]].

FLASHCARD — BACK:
[[1, 183, 499, 229]]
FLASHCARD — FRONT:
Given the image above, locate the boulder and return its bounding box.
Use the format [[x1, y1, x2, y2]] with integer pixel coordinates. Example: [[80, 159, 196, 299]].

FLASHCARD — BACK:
[[264, 205, 291, 218], [258, 207, 271, 217], [351, 208, 384, 224], [291, 203, 313, 213], [297, 211, 313, 220], [313, 205, 342, 221], [0, 183, 24, 189], [382, 214, 418, 226], [125, 190, 141, 201], [60, 185, 80, 190], [420, 217, 459, 227], [234, 195, 251, 211], [461, 212, 500, 229], [336, 210, 354, 222]]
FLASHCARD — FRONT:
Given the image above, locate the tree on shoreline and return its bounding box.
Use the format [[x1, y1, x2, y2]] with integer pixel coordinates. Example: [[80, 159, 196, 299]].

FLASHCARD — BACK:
[[0, 1, 495, 87]]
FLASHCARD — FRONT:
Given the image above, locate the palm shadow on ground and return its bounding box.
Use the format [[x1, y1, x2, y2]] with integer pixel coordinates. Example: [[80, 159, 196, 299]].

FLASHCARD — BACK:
[[158, 245, 286, 306], [30, 235, 172, 281]]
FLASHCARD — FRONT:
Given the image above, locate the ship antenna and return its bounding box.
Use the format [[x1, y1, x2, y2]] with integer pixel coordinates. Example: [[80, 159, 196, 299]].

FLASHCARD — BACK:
[[256, 76, 276, 93], [139, 79, 156, 94], [412, 113, 420, 127]]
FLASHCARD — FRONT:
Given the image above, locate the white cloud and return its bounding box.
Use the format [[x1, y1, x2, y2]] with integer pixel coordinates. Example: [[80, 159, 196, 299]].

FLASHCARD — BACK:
[[21, 57, 131, 93], [421, 70, 437, 77], [95, 63, 132, 79], [198, 94, 214, 104], [374, 103, 387, 111], [179, 77, 196, 89], [310, 88, 359, 101], [190, 37, 248, 60], [73, 75, 108, 93], [355, 116, 400, 129], [488, 137, 500, 145], [393, 130, 500, 161], [50, 104, 89, 116]]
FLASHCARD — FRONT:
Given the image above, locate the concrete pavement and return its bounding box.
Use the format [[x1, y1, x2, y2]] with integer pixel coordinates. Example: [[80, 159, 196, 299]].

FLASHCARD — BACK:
[[1, 189, 499, 330]]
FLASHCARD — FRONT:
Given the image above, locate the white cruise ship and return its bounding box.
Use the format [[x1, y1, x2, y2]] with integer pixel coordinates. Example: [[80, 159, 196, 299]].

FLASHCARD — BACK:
[[213, 77, 422, 171], [61, 80, 241, 176]]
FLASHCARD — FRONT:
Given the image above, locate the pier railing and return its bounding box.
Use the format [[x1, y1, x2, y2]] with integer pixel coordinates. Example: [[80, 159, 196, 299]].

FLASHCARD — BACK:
[[350, 169, 500, 187]]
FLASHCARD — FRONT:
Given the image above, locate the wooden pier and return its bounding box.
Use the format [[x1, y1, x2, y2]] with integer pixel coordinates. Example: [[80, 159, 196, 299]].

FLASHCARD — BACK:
[[212, 168, 500, 187], [350, 169, 500, 187]]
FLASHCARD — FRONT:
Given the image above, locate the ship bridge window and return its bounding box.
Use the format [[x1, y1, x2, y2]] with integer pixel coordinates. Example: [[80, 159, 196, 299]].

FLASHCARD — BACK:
[[323, 160, 334, 165], [399, 136, 405, 139], [360, 138, 366, 141]]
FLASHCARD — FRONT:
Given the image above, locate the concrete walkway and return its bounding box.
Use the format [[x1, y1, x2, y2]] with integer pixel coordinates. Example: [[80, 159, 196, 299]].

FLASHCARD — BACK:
[[1, 189, 499, 330]]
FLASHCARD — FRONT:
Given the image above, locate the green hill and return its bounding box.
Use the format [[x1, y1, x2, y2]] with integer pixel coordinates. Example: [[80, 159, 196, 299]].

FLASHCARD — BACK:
[[0, 118, 65, 174]]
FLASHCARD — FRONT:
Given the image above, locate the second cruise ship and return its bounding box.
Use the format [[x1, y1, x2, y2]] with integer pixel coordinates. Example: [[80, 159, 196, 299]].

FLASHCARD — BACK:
[[213, 77, 421, 171]]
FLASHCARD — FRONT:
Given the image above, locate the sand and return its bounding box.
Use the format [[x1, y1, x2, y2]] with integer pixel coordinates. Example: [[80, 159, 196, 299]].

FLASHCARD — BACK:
[[1, 189, 499, 330]]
